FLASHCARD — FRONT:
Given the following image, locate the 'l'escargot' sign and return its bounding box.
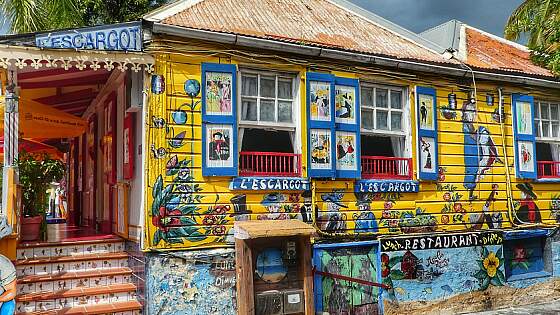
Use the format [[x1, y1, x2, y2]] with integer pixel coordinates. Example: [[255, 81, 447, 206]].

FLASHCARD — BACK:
[[381, 232, 503, 252], [355, 180, 419, 193], [230, 177, 310, 191]]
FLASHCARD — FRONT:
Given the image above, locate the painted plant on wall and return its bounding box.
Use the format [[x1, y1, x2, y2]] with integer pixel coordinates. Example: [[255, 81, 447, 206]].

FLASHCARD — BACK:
[[437, 167, 465, 225], [473, 247, 505, 290]]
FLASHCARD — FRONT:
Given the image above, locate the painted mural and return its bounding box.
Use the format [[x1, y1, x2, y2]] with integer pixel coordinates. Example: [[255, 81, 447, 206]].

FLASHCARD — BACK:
[[310, 81, 331, 121], [146, 249, 236, 315]]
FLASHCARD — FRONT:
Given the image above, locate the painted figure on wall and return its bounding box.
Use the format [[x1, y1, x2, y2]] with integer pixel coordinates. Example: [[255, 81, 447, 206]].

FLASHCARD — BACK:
[[420, 137, 434, 172], [300, 190, 314, 223], [0, 215, 15, 315], [462, 100, 502, 200], [469, 184, 501, 229], [311, 130, 331, 168], [418, 94, 435, 130], [336, 132, 356, 170], [260, 193, 288, 220], [310, 81, 331, 121], [335, 85, 355, 123], [518, 142, 535, 172], [354, 193, 379, 234], [205, 72, 232, 115], [320, 191, 347, 233], [515, 183, 541, 224]]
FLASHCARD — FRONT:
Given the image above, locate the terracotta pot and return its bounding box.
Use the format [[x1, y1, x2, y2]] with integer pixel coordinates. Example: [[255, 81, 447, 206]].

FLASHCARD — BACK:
[[21, 216, 43, 241]]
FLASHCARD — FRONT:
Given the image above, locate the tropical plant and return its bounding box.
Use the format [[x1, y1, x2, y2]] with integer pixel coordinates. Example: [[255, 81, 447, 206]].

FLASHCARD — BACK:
[[473, 247, 505, 290], [504, 0, 560, 74], [0, 0, 167, 34], [17, 152, 65, 217]]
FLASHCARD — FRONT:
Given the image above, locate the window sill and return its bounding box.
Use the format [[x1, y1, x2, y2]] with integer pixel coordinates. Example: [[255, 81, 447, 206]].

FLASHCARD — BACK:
[[506, 270, 551, 282], [535, 177, 560, 183]]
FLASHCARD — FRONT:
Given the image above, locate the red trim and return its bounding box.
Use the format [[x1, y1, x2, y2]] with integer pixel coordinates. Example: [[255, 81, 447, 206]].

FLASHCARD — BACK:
[[361, 156, 413, 180], [313, 266, 389, 289], [17, 67, 84, 80], [123, 112, 135, 180], [239, 151, 301, 177], [537, 161, 560, 178], [34, 88, 97, 105], [19, 73, 110, 89]]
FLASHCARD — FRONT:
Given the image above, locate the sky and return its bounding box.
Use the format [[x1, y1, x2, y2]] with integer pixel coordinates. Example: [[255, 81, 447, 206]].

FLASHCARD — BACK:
[[348, 0, 524, 38]]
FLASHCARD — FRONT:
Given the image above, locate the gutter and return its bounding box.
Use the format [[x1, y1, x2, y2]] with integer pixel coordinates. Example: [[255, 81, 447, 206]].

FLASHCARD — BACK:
[[151, 23, 560, 89]]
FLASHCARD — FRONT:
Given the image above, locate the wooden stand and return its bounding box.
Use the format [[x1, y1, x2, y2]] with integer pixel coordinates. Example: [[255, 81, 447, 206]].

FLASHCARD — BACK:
[[235, 220, 315, 315]]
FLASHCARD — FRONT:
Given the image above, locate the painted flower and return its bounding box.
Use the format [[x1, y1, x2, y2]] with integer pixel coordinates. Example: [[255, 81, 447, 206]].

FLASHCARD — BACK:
[[212, 225, 226, 235], [438, 173, 446, 182], [152, 206, 181, 231], [212, 205, 230, 215], [492, 184, 499, 190], [177, 168, 191, 180], [202, 215, 218, 225], [176, 185, 193, 193], [384, 201, 394, 210], [443, 192, 451, 201], [389, 219, 399, 227], [381, 254, 390, 277], [483, 252, 500, 278], [441, 215, 449, 224], [453, 203, 463, 212], [513, 246, 527, 263], [382, 210, 391, 219]]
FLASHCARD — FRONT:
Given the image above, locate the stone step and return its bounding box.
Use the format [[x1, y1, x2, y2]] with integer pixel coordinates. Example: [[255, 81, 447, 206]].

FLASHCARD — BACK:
[[16, 283, 137, 313], [17, 239, 125, 260], [15, 300, 142, 315], [16, 252, 129, 277], [17, 267, 133, 295]]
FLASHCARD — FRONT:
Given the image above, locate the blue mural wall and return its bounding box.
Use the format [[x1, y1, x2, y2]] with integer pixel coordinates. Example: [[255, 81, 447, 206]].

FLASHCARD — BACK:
[[146, 249, 236, 315], [381, 231, 560, 314]]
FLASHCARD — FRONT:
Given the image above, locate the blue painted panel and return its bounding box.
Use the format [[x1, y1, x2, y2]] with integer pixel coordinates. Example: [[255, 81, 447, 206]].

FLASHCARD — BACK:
[[416, 86, 438, 181], [512, 93, 537, 179], [335, 77, 361, 179]]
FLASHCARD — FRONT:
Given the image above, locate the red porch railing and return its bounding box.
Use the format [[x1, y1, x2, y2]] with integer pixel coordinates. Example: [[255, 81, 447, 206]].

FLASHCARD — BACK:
[[537, 161, 560, 179], [361, 156, 413, 180], [239, 151, 302, 177]]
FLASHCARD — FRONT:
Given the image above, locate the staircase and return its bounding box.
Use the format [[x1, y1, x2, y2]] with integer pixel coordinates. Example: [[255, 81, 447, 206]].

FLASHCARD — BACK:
[[14, 237, 142, 315]]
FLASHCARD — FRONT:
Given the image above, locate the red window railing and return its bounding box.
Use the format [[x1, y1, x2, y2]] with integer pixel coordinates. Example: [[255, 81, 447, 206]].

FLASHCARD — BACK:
[[239, 151, 302, 177], [361, 156, 413, 180], [537, 161, 560, 179]]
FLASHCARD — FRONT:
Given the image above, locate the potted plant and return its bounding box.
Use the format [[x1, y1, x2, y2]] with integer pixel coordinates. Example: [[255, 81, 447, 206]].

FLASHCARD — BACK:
[[17, 152, 65, 241]]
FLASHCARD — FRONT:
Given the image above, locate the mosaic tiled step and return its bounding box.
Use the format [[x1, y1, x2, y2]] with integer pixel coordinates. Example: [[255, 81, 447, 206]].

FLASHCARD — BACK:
[[15, 300, 142, 315], [17, 239, 125, 260], [16, 252, 129, 277], [17, 267, 133, 295], [16, 283, 137, 313]]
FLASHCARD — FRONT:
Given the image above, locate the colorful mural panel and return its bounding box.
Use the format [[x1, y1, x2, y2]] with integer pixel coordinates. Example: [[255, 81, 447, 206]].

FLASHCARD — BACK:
[[204, 72, 232, 116], [310, 129, 332, 169], [335, 85, 356, 124], [310, 81, 331, 121]]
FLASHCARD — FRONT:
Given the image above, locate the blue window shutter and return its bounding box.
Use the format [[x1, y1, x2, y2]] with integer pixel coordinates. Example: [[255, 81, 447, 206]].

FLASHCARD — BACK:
[[307, 72, 336, 178], [201, 63, 238, 177], [512, 93, 537, 179], [416, 86, 438, 181], [334, 77, 361, 179]]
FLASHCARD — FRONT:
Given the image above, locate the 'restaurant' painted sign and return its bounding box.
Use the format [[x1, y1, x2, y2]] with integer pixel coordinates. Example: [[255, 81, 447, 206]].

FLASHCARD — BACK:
[[35, 22, 142, 52], [355, 180, 419, 193], [230, 177, 310, 191], [380, 231, 503, 252]]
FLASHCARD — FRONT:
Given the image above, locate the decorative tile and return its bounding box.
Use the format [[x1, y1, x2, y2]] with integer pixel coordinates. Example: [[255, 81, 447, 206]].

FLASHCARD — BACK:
[[36, 281, 54, 292], [70, 261, 86, 272], [53, 261, 66, 273], [34, 263, 52, 275], [34, 247, 52, 258], [73, 277, 90, 288], [55, 279, 69, 291], [17, 301, 35, 313], [69, 244, 84, 256], [55, 297, 72, 309], [35, 299, 55, 311], [73, 295, 90, 306], [17, 265, 35, 277], [90, 276, 105, 286], [115, 242, 125, 252], [17, 248, 34, 260], [53, 246, 69, 257], [87, 260, 101, 270], [17, 282, 35, 295]]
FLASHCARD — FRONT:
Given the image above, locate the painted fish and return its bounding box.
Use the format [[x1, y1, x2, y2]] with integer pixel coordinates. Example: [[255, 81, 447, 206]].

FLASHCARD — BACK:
[[422, 287, 432, 295], [394, 287, 406, 295], [441, 285, 453, 294]]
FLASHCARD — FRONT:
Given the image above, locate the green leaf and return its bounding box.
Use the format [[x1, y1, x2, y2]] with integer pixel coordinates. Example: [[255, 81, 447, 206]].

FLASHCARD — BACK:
[[153, 175, 163, 198], [480, 276, 490, 291], [520, 261, 530, 270], [496, 270, 506, 285], [390, 270, 405, 280], [482, 247, 489, 258], [179, 216, 197, 225], [153, 230, 162, 246], [389, 256, 402, 268], [490, 276, 501, 287], [496, 247, 503, 260], [473, 269, 487, 280]]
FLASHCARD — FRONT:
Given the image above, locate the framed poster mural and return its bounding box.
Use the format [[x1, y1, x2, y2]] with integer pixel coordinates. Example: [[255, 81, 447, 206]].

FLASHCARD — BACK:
[[512, 94, 537, 179], [335, 84, 356, 125], [416, 86, 438, 181], [123, 112, 135, 180], [310, 81, 332, 122], [201, 63, 238, 176], [336, 131, 357, 171], [310, 129, 332, 170]]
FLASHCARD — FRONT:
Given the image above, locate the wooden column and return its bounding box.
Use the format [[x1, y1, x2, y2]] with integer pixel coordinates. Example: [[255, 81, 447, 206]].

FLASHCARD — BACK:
[[235, 238, 254, 315], [299, 236, 314, 315]]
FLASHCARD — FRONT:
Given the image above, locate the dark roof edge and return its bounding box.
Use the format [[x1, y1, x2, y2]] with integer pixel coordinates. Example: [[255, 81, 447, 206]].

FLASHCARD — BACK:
[[150, 23, 560, 89]]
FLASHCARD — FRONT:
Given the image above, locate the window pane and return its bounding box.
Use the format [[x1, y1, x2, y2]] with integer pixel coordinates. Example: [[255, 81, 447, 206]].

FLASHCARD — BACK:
[[534, 103, 540, 118], [260, 76, 276, 98], [260, 100, 275, 122], [391, 112, 402, 131], [278, 101, 292, 123], [551, 104, 559, 121], [241, 98, 257, 121], [361, 87, 373, 106], [541, 103, 549, 119], [390, 90, 402, 109], [542, 121, 550, 137], [376, 110, 388, 130], [278, 78, 293, 99], [553, 123, 559, 138], [376, 88, 388, 108], [535, 121, 541, 137], [361, 109, 373, 129], [241, 75, 257, 96]]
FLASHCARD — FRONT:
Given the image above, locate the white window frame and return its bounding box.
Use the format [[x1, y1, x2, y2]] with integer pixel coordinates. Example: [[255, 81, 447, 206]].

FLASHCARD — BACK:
[[535, 100, 560, 142], [237, 68, 302, 154], [360, 83, 412, 158]]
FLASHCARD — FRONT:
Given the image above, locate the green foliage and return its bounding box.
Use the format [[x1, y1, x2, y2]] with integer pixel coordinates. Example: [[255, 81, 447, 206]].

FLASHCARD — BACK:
[[1, 0, 167, 34], [17, 151, 65, 217], [505, 0, 560, 75]]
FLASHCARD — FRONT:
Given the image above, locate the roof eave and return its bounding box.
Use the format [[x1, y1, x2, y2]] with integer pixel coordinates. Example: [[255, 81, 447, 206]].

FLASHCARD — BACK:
[[150, 23, 560, 89]]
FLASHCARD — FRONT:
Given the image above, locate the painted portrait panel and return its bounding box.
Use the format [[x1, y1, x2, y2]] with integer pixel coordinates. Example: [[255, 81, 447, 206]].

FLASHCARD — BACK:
[[311, 129, 331, 169], [206, 124, 233, 168], [518, 141, 535, 172], [310, 81, 331, 121], [516, 101, 533, 135], [335, 85, 355, 124], [336, 131, 357, 171], [418, 94, 435, 131], [205, 72, 233, 116], [420, 137, 436, 173]]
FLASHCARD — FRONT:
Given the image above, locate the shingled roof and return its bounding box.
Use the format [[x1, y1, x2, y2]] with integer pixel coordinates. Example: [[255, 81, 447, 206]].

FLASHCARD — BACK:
[[420, 20, 554, 78], [145, 0, 452, 64]]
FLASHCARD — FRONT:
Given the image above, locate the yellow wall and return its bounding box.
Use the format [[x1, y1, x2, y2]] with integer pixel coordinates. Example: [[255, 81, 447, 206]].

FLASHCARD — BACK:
[[144, 51, 560, 251]]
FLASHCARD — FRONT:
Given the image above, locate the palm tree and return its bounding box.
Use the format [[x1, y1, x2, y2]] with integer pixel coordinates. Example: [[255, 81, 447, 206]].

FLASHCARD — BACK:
[[0, 0, 82, 34], [505, 0, 560, 74]]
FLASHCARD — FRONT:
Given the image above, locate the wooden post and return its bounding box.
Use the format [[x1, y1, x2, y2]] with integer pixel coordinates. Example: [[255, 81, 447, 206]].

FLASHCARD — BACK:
[[300, 236, 314, 315], [235, 238, 254, 315]]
